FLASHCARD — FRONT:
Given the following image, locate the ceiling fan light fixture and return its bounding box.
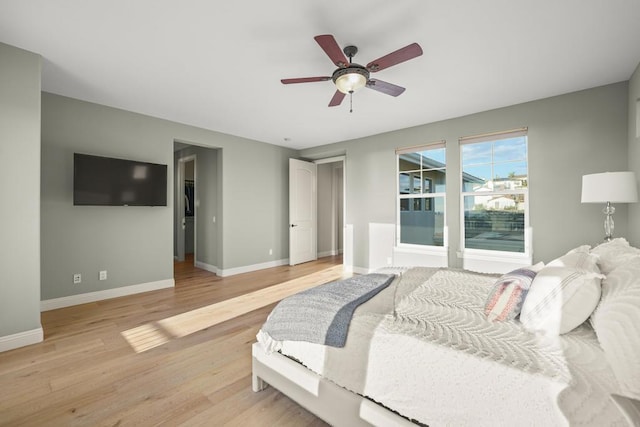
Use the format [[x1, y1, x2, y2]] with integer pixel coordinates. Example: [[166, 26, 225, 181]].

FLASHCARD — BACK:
[[332, 65, 369, 94]]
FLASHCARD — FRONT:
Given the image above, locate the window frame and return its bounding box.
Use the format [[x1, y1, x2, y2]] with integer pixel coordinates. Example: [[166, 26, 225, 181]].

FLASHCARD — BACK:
[[396, 141, 448, 250], [459, 128, 531, 258]]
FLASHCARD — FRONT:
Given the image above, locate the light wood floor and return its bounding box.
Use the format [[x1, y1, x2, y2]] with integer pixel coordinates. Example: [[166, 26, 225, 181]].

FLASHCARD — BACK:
[[0, 255, 351, 426]]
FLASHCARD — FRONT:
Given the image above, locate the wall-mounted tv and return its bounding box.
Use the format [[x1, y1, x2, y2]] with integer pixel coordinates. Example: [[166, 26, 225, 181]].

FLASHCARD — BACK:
[[74, 153, 167, 206]]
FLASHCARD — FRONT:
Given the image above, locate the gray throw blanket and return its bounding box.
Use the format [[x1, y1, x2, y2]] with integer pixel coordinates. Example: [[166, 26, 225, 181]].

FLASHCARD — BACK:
[[261, 273, 396, 347]]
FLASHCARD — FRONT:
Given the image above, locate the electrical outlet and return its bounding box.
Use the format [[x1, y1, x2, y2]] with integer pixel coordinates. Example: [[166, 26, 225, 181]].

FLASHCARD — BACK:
[[73, 273, 81, 284], [269, 248, 273, 255], [99, 270, 107, 281]]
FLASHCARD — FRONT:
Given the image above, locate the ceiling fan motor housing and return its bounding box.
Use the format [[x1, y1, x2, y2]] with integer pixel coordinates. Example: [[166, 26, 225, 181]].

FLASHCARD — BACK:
[[343, 45, 358, 59]]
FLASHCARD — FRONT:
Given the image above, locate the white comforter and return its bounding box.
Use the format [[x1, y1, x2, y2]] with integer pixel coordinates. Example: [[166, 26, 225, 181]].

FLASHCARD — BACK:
[[258, 267, 625, 426]]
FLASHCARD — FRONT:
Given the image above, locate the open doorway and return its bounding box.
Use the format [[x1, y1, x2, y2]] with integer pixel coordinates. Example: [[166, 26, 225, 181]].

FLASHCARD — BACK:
[[176, 154, 196, 264], [184, 160, 196, 260], [316, 157, 345, 260], [173, 141, 221, 278]]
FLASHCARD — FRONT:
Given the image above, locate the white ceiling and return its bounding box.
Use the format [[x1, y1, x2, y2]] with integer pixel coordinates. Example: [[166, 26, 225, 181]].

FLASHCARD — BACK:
[[1, 1, 640, 150]]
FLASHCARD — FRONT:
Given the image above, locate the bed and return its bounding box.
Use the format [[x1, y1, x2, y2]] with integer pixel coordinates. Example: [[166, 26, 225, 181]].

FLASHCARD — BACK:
[[252, 239, 640, 426]]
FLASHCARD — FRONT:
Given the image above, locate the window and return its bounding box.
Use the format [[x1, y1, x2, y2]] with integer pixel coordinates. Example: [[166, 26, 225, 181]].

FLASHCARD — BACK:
[[397, 142, 446, 247], [636, 98, 640, 138], [460, 128, 528, 253]]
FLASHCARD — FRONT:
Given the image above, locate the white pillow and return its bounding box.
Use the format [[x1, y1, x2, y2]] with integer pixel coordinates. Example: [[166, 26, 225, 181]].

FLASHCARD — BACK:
[[547, 250, 600, 273], [520, 266, 603, 335], [590, 259, 640, 399], [567, 244, 592, 254], [591, 238, 640, 275]]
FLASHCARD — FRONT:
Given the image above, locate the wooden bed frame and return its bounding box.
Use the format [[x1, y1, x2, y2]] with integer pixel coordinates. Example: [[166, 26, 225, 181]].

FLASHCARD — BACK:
[[252, 342, 416, 427]]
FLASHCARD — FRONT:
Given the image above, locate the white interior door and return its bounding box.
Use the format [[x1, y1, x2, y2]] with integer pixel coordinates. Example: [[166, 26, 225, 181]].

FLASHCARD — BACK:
[[289, 158, 317, 266]]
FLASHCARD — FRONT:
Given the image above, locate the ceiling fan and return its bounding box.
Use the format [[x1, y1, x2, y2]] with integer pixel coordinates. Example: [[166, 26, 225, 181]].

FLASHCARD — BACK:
[[281, 34, 423, 112]]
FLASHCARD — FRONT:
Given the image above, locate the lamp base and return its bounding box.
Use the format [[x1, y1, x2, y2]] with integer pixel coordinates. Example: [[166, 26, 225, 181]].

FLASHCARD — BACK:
[[603, 202, 615, 242]]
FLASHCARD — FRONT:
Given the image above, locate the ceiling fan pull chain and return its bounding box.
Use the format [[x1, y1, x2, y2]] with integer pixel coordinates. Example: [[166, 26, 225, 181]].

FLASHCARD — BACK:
[[349, 91, 353, 113]]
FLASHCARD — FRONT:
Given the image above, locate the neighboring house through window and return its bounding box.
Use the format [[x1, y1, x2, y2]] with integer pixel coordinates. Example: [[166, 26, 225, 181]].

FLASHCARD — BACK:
[[460, 128, 529, 255], [397, 142, 446, 247]]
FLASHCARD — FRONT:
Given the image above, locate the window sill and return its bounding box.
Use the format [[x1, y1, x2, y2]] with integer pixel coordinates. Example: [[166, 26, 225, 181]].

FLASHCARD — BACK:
[[393, 245, 448, 268], [459, 249, 532, 274]]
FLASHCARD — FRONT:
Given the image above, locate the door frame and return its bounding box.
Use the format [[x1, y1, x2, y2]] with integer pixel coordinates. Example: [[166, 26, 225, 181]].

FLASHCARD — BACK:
[[314, 156, 346, 258], [176, 154, 196, 263]]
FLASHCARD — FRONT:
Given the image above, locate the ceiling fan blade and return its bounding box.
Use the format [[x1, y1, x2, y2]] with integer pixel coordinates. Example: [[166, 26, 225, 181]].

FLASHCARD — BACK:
[[366, 79, 406, 97], [314, 34, 348, 67], [281, 76, 331, 84], [328, 90, 346, 107], [366, 43, 423, 72]]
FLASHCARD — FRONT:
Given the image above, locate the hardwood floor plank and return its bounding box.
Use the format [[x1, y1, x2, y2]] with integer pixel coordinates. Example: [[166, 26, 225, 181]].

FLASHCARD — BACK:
[[0, 256, 344, 426]]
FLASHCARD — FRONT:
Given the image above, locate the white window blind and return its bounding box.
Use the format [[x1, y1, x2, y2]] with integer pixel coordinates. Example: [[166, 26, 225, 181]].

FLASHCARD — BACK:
[[459, 127, 528, 145]]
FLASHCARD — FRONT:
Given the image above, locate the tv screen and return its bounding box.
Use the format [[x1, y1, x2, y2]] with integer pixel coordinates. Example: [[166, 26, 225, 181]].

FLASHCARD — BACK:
[[74, 153, 167, 206]]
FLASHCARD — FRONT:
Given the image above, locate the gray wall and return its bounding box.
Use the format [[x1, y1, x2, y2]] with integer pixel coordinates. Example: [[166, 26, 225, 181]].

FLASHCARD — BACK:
[[41, 94, 175, 299], [301, 82, 629, 270], [628, 61, 640, 246], [196, 148, 219, 265], [0, 43, 42, 337], [41, 93, 296, 300], [220, 140, 293, 268]]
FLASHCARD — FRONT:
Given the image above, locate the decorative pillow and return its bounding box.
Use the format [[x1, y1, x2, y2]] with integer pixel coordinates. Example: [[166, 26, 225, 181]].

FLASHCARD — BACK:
[[520, 266, 603, 335], [547, 249, 600, 273], [590, 238, 640, 274], [567, 244, 592, 254], [590, 259, 640, 399], [484, 262, 544, 322]]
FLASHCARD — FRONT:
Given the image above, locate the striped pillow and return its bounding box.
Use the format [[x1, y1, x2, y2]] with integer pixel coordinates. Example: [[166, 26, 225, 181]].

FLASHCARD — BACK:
[[520, 266, 603, 335], [485, 264, 542, 322]]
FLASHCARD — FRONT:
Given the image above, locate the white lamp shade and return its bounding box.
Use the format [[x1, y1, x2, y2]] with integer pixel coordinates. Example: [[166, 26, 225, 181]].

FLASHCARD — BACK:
[[581, 171, 639, 203]]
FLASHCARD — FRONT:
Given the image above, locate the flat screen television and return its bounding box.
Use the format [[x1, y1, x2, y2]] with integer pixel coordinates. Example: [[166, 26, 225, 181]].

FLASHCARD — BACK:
[[74, 153, 167, 206]]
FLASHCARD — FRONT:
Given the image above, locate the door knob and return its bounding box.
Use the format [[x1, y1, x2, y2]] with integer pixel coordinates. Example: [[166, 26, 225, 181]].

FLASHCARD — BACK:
[[290, 224, 298, 228]]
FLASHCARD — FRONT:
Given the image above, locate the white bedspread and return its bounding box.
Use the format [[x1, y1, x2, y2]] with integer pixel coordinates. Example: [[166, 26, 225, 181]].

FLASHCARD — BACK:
[[259, 267, 626, 426]]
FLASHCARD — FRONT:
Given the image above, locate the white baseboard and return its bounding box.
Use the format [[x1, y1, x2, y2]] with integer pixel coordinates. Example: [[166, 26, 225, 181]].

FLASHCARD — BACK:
[[195, 260, 219, 274], [0, 327, 43, 353], [41, 279, 175, 312], [318, 250, 339, 258], [351, 266, 369, 274], [217, 259, 289, 277]]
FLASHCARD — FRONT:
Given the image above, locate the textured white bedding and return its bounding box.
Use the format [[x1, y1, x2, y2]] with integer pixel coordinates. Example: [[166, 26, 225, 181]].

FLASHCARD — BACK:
[[259, 267, 626, 426]]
